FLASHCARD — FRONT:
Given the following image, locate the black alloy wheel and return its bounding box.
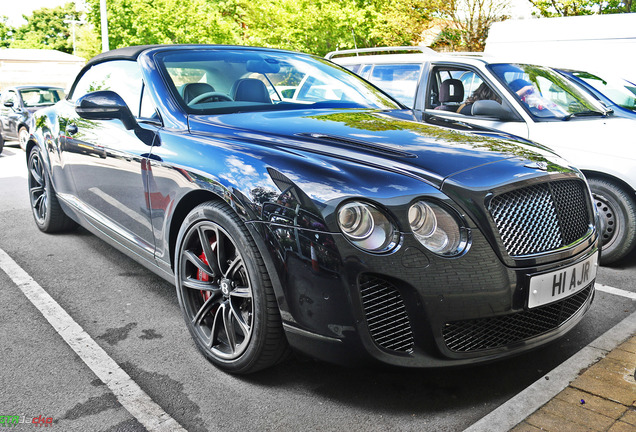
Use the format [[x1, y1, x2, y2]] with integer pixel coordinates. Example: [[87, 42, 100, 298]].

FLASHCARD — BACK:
[[175, 201, 289, 374], [27, 146, 76, 233], [588, 177, 636, 264]]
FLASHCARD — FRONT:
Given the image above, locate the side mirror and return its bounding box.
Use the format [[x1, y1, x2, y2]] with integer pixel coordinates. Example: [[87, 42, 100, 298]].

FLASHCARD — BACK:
[[75, 90, 137, 130], [4, 101, 14, 108], [472, 100, 515, 121]]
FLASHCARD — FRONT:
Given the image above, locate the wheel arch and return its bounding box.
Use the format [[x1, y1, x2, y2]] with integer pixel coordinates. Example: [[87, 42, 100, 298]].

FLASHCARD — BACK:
[[582, 170, 636, 197], [167, 188, 287, 310]]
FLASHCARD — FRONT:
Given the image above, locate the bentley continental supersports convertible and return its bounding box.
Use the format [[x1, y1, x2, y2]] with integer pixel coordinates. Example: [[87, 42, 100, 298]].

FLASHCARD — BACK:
[[27, 45, 600, 374]]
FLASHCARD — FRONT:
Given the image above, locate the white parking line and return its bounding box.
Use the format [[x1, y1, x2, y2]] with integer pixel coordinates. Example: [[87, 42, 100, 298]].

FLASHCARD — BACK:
[[0, 247, 188, 432], [596, 283, 636, 300], [464, 307, 636, 432]]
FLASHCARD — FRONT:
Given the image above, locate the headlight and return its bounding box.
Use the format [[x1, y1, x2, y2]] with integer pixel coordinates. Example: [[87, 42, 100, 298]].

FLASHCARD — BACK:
[[408, 200, 468, 256], [337, 201, 398, 252]]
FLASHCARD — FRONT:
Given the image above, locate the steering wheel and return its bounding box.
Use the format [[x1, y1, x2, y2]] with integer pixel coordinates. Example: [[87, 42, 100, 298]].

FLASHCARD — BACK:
[[188, 92, 233, 105]]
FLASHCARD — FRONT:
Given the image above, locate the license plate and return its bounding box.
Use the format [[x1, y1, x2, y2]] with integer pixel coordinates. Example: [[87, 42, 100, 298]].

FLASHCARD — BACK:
[[528, 252, 598, 308]]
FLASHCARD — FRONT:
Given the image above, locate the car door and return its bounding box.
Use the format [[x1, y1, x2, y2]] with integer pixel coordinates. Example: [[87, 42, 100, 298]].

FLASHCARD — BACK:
[[0, 90, 21, 139], [61, 59, 160, 262], [422, 64, 530, 139]]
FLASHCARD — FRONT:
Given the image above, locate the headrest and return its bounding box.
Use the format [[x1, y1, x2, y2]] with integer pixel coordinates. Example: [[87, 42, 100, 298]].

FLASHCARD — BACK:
[[439, 79, 464, 103]]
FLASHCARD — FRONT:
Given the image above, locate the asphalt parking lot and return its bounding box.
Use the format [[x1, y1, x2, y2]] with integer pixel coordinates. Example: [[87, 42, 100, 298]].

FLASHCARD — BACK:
[[1, 143, 634, 431]]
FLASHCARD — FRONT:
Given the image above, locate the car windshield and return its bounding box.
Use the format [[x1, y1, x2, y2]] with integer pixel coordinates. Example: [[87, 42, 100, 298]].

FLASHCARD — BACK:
[[489, 64, 607, 120], [156, 49, 402, 114], [19, 88, 64, 107], [568, 70, 636, 112]]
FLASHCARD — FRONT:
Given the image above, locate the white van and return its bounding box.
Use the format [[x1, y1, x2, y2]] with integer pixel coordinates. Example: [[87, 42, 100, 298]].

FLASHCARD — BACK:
[[327, 47, 636, 264]]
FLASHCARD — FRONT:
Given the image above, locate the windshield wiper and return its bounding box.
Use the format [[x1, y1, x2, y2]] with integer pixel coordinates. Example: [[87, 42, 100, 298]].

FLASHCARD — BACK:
[[562, 110, 609, 121]]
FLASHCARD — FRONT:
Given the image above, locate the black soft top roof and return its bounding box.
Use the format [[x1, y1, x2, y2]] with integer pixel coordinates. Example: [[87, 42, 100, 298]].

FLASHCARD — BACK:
[[85, 44, 304, 68], [86, 45, 163, 66]]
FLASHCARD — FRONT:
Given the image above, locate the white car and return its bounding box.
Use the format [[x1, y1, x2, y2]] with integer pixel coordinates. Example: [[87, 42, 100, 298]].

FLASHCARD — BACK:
[[327, 47, 636, 264]]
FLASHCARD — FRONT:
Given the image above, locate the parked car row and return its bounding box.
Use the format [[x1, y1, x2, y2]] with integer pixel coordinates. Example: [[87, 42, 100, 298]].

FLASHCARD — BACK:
[[25, 44, 601, 374], [326, 47, 636, 265]]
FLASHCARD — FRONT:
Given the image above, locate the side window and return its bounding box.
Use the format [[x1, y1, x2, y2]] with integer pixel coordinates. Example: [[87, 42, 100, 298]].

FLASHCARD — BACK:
[[367, 63, 422, 107], [358, 64, 372, 79], [428, 67, 501, 116], [139, 83, 159, 119], [70, 60, 143, 117]]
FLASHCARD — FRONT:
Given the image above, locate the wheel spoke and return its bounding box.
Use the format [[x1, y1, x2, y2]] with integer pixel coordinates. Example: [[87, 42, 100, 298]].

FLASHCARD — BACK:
[[33, 193, 44, 209], [30, 166, 43, 186], [229, 301, 250, 337], [216, 230, 229, 276], [208, 303, 225, 348], [30, 185, 44, 197], [182, 277, 217, 291], [183, 250, 215, 278], [191, 292, 222, 326], [198, 225, 221, 277], [224, 256, 243, 279], [222, 303, 237, 353], [230, 286, 251, 299]]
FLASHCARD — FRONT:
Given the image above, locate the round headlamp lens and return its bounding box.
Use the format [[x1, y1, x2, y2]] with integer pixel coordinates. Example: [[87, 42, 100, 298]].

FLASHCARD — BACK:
[[337, 201, 398, 252], [338, 203, 373, 239], [408, 202, 437, 238], [409, 200, 467, 256]]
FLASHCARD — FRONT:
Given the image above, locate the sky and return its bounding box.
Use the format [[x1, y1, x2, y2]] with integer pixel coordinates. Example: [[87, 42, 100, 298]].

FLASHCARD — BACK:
[[2, 0, 535, 27]]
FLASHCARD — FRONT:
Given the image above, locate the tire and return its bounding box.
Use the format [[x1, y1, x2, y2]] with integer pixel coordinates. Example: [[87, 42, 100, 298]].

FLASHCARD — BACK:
[[27, 146, 77, 233], [588, 177, 636, 265], [175, 201, 289, 374], [18, 126, 29, 151]]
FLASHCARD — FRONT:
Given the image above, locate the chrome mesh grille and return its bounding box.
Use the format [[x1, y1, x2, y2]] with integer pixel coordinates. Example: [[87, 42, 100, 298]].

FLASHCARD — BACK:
[[489, 180, 591, 256], [442, 283, 593, 353], [359, 275, 414, 353]]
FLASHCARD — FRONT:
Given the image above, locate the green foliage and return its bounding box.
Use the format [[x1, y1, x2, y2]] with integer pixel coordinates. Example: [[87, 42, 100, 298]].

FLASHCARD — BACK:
[[81, 0, 448, 56], [0, 16, 14, 48], [9, 2, 80, 53], [76, 24, 102, 60], [529, 0, 635, 16], [430, 27, 463, 52], [84, 0, 242, 49]]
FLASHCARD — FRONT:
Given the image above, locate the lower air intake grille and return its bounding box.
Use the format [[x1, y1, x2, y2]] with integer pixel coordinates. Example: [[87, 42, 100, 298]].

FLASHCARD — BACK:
[[489, 179, 592, 256], [442, 283, 593, 353], [359, 275, 414, 353]]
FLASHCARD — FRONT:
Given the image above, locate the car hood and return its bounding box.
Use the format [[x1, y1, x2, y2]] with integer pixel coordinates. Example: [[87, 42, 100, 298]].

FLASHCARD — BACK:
[[189, 108, 571, 187]]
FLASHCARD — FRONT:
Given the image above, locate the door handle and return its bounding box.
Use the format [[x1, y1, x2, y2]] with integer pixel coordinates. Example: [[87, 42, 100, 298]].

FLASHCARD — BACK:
[[66, 124, 78, 135]]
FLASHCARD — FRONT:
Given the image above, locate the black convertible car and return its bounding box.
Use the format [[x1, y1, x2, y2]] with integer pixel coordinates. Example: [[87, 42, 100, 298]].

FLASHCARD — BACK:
[[27, 45, 600, 374]]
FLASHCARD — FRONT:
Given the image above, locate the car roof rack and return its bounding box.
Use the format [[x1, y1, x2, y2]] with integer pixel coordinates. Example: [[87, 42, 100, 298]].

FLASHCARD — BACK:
[[325, 46, 436, 60]]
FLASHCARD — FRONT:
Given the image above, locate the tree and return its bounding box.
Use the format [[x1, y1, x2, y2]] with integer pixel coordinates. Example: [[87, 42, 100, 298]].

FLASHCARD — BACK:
[[82, 0, 446, 56], [10, 3, 80, 53], [448, 0, 510, 51], [76, 24, 102, 60], [369, 0, 448, 47], [84, 0, 242, 49], [529, 0, 635, 17], [0, 16, 14, 48]]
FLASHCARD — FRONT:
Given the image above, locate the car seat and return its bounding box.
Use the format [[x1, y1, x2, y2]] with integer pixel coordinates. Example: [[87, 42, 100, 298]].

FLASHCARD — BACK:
[[435, 79, 464, 111], [181, 83, 216, 104], [230, 79, 272, 104]]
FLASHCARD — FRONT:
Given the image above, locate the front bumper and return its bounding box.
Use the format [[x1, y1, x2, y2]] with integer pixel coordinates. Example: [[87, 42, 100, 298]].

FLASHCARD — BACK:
[[273, 225, 599, 367]]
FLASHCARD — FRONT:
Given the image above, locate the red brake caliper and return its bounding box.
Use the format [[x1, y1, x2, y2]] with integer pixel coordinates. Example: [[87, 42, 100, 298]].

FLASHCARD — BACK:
[[197, 238, 216, 302]]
